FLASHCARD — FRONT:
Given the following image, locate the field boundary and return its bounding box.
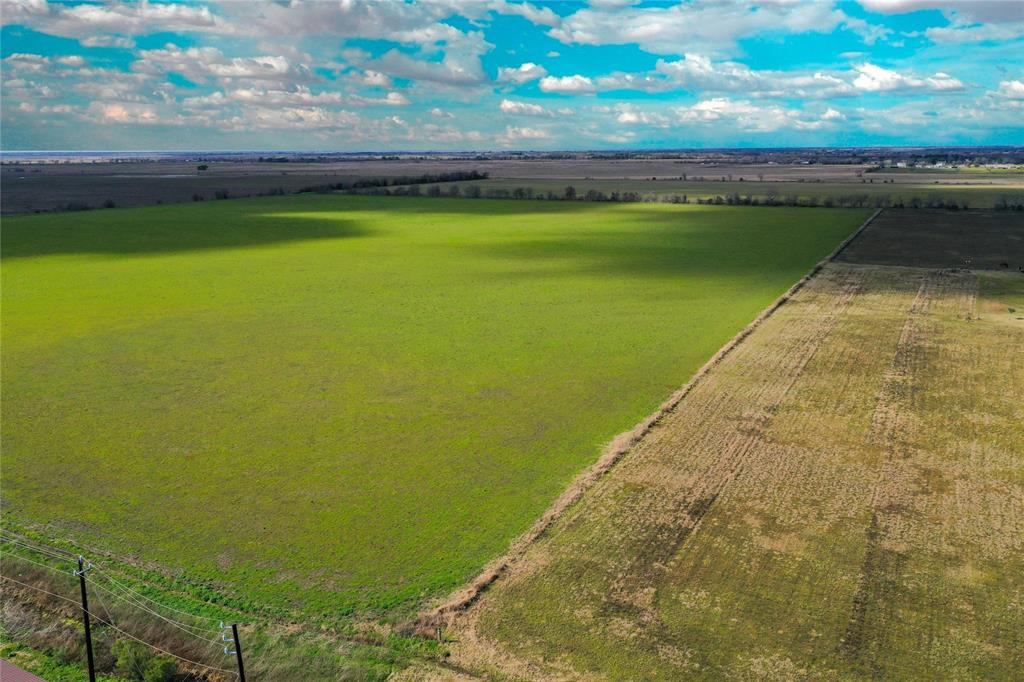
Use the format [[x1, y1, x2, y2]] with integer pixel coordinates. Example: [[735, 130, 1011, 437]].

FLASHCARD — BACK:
[[415, 208, 883, 631]]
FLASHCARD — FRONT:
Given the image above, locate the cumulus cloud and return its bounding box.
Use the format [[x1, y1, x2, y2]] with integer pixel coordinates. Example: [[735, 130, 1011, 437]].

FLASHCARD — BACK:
[[2, 0, 223, 39], [133, 45, 305, 85], [539, 74, 596, 94], [547, 1, 866, 57], [858, 1, 1024, 23], [496, 62, 548, 84], [360, 70, 392, 88], [989, 79, 1024, 102], [852, 63, 963, 92], [369, 32, 491, 86], [497, 124, 549, 145], [499, 99, 555, 116]]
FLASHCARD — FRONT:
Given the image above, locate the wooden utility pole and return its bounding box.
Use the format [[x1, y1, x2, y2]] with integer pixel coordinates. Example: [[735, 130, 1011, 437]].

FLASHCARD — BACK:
[[231, 624, 246, 682], [75, 556, 96, 682]]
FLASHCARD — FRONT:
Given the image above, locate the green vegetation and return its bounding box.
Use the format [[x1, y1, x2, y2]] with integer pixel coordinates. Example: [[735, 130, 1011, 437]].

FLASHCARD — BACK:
[[2, 195, 865, 627]]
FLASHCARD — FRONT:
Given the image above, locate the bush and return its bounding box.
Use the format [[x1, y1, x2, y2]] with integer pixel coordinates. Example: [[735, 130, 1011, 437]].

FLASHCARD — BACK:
[[564, 185, 576, 200], [113, 639, 152, 680], [143, 657, 178, 682], [197, 164, 208, 171], [103, 199, 116, 209]]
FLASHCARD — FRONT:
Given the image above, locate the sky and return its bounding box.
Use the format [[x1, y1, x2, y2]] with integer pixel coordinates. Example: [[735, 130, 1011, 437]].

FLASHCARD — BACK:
[[1, 0, 1022, 151]]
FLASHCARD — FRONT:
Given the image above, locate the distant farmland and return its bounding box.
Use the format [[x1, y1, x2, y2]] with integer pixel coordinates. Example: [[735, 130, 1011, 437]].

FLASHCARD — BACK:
[[430, 176, 1024, 209], [1, 196, 867, 624]]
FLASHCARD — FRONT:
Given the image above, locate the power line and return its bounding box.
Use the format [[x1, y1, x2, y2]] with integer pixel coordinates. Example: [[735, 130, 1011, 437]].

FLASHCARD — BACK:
[[87, 576, 222, 643], [2, 574, 238, 678], [6, 547, 223, 641], [87, 611, 239, 677], [0, 535, 77, 562], [1, 551, 75, 577], [1, 574, 80, 608], [2, 535, 227, 626], [90, 565, 225, 624]]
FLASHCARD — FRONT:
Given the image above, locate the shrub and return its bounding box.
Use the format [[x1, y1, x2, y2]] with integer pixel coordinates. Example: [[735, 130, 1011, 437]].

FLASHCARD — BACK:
[[113, 639, 152, 680], [103, 199, 116, 209], [143, 657, 178, 682]]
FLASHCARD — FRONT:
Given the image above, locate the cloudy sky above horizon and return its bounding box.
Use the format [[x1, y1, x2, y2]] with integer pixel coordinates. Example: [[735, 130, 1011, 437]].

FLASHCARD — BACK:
[[2, 0, 1022, 151]]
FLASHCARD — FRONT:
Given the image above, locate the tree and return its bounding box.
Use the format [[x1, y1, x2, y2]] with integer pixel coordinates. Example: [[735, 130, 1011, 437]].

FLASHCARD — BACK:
[[564, 185, 576, 200]]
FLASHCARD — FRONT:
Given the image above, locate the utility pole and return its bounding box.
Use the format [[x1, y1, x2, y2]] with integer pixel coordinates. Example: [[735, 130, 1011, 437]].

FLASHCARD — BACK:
[[75, 556, 96, 682], [222, 622, 246, 682], [232, 624, 246, 682]]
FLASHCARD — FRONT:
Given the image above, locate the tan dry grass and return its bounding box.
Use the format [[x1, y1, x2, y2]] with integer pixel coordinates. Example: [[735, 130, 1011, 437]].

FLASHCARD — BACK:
[[445, 258, 1023, 680]]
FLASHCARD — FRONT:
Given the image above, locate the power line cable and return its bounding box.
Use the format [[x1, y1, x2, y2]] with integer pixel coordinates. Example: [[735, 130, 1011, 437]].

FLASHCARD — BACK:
[[90, 565, 224, 624], [1, 574, 80, 607], [87, 611, 239, 677], [0, 535, 77, 562], [1, 551, 75, 577], [2, 575, 237, 678], [87, 576, 222, 643]]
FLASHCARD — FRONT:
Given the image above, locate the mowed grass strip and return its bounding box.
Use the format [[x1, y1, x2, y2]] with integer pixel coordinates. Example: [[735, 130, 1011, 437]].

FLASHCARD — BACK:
[[1, 195, 866, 619]]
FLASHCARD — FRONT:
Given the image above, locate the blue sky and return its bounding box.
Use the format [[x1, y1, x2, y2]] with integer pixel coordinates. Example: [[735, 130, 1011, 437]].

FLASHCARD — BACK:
[[2, 0, 1022, 150]]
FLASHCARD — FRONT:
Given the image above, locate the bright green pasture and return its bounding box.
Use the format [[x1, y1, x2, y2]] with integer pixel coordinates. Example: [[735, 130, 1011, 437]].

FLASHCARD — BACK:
[[1, 195, 866, 620]]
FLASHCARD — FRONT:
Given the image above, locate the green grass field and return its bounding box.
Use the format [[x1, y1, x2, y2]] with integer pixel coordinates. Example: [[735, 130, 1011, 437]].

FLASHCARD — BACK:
[[1, 195, 867, 623]]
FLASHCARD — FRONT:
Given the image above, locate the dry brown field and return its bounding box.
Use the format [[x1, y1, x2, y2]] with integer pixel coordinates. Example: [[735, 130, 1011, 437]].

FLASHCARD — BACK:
[[427, 210, 1024, 680]]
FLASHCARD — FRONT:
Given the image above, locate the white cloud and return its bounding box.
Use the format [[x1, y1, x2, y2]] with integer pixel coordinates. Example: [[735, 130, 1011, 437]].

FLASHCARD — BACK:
[[924, 21, 1024, 44], [539, 74, 596, 94], [491, 0, 560, 27], [430, 107, 454, 118], [500, 98, 555, 116], [370, 33, 491, 86], [858, 1, 1024, 23], [672, 98, 837, 132], [990, 79, 1024, 100], [614, 103, 667, 126], [80, 35, 135, 48], [498, 124, 549, 145], [547, 1, 858, 56], [852, 63, 963, 92], [350, 91, 411, 107], [360, 70, 392, 88], [86, 101, 161, 125], [2, 0, 223, 38], [496, 62, 547, 84], [133, 45, 305, 85], [55, 55, 85, 67]]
